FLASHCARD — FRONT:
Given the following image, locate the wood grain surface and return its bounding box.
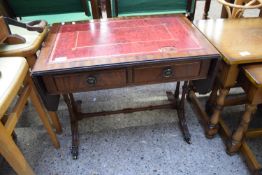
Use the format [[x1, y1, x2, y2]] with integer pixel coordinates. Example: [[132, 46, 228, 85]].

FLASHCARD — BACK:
[[194, 18, 262, 65], [32, 14, 219, 75]]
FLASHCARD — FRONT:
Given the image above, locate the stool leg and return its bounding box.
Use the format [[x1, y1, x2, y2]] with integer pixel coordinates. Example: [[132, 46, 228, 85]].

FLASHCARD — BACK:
[[0, 123, 35, 175], [29, 82, 60, 149], [227, 104, 257, 155], [206, 88, 229, 138], [48, 111, 62, 134]]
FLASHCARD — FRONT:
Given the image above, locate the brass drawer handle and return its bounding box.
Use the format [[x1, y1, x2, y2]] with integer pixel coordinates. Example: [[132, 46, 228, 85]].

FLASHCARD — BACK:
[[86, 76, 96, 85], [163, 68, 173, 78]]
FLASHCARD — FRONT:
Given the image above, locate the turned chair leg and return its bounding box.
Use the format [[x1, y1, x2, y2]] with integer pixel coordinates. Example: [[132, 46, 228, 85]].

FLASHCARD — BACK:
[[0, 123, 35, 175], [206, 88, 230, 138], [227, 104, 257, 155]]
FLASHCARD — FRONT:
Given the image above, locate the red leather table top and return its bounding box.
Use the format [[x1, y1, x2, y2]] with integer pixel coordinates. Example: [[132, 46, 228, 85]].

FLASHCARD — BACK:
[[33, 15, 219, 73], [50, 16, 201, 63]]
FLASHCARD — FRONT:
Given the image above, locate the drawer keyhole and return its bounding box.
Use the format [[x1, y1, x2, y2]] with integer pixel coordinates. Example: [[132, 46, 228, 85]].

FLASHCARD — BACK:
[[87, 76, 96, 85], [163, 68, 173, 78]]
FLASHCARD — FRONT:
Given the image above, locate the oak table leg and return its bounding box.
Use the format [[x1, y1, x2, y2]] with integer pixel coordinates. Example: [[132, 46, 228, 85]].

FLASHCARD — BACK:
[[205, 80, 219, 115], [227, 104, 257, 155], [206, 88, 230, 138]]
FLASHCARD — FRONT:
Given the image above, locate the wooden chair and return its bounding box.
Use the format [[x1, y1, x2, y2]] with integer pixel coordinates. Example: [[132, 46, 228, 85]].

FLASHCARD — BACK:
[[203, 0, 262, 19], [0, 57, 60, 175], [3, 0, 101, 23], [106, 0, 197, 20], [0, 16, 63, 134], [226, 64, 262, 155], [218, 0, 262, 18]]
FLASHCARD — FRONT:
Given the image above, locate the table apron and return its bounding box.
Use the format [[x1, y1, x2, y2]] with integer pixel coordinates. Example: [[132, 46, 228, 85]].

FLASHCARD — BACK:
[[42, 59, 211, 94]]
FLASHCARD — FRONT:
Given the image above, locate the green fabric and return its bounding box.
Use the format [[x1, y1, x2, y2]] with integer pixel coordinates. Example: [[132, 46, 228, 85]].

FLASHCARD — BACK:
[[8, 0, 90, 16], [21, 12, 91, 25], [7, 0, 93, 23], [110, 0, 195, 17]]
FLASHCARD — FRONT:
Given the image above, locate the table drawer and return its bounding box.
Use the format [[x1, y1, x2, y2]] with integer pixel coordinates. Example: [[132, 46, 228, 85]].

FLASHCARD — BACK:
[[133, 61, 203, 84], [53, 69, 127, 92]]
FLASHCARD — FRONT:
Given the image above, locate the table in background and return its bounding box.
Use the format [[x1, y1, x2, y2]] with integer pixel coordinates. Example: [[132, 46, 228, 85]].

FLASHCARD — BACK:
[[32, 14, 219, 159], [194, 17, 262, 174]]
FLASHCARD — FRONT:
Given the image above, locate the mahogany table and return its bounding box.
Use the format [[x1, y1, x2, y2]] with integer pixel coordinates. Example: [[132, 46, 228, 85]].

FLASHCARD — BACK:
[[32, 14, 219, 159]]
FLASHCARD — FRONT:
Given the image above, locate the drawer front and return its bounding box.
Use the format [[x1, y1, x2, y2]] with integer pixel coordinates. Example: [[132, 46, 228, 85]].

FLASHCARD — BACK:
[[133, 61, 203, 84], [54, 69, 127, 92]]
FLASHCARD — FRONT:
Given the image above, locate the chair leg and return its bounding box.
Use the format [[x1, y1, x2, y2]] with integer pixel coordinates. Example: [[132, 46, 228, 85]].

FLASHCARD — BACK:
[[0, 123, 35, 175], [29, 82, 60, 149], [48, 111, 62, 134], [26, 55, 62, 134]]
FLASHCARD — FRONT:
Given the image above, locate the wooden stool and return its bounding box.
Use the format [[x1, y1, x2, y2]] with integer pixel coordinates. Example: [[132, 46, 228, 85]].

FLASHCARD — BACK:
[[0, 20, 62, 134], [0, 57, 60, 175], [227, 64, 262, 154]]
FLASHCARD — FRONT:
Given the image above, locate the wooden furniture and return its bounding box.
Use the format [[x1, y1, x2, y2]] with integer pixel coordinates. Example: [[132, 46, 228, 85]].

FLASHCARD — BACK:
[[226, 64, 262, 155], [0, 16, 9, 43], [0, 57, 60, 175], [106, 0, 197, 20], [203, 0, 262, 19], [193, 17, 262, 174], [195, 18, 262, 138], [218, 0, 262, 18], [0, 16, 49, 44], [3, 0, 101, 23], [31, 14, 220, 159], [0, 16, 26, 45], [0, 17, 62, 134]]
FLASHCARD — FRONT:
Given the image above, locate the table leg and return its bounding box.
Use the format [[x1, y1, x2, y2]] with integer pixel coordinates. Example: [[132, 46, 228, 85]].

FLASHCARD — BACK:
[[227, 104, 257, 155], [166, 81, 180, 103], [206, 88, 229, 138], [177, 81, 191, 144], [205, 80, 219, 115], [175, 81, 180, 99], [174, 81, 180, 106], [63, 94, 79, 160]]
